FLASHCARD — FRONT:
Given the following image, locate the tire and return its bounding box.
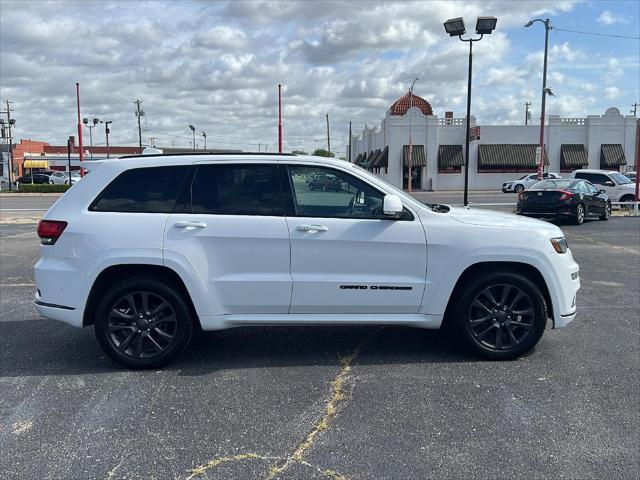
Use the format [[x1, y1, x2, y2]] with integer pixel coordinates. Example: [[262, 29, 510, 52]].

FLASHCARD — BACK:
[[573, 204, 585, 225], [94, 276, 194, 369], [514, 184, 525, 193], [450, 271, 547, 360], [619, 195, 636, 211], [599, 201, 611, 221]]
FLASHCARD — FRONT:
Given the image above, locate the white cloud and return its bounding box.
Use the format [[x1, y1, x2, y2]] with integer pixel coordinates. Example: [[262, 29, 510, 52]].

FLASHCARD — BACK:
[[597, 10, 629, 25], [0, 0, 634, 155], [604, 86, 620, 100]]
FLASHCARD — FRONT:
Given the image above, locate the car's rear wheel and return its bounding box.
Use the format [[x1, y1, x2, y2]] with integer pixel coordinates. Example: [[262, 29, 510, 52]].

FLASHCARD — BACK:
[[95, 276, 194, 369], [619, 195, 636, 211], [514, 184, 525, 193], [573, 204, 585, 225], [600, 201, 611, 221], [451, 271, 547, 360]]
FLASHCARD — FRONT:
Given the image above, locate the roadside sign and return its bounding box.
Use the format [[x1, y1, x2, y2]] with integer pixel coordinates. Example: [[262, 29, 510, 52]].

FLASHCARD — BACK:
[[468, 126, 480, 142], [535, 146, 541, 164]]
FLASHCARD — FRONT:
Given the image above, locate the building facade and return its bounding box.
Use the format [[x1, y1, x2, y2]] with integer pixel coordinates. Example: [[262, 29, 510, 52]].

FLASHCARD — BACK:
[[349, 92, 639, 191]]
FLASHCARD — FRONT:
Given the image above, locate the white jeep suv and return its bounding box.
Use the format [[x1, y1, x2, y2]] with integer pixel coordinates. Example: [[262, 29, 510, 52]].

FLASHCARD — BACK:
[[34, 154, 580, 368], [569, 169, 637, 204]]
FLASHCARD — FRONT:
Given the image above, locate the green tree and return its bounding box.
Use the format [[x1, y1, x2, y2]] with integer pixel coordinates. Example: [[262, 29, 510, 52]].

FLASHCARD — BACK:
[[291, 150, 308, 155], [312, 148, 335, 157]]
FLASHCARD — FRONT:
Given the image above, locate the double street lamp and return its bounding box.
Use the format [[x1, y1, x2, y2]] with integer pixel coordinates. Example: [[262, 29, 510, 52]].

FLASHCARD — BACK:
[[202, 131, 207, 150], [444, 16, 497, 206], [82, 117, 101, 160], [525, 18, 552, 180]]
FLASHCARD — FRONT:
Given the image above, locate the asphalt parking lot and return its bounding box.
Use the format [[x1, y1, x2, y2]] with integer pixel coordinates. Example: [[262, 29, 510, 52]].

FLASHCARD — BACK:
[[1, 214, 639, 480]]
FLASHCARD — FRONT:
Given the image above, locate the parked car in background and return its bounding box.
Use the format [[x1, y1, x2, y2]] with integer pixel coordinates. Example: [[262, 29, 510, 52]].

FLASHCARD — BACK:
[[16, 172, 52, 186], [570, 169, 637, 205], [308, 173, 341, 191], [34, 153, 580, 368], [502, 172, 562, 193], [517, 178, 610, 224], [49, 171, 82, 185], [624, 171, 636, 182]]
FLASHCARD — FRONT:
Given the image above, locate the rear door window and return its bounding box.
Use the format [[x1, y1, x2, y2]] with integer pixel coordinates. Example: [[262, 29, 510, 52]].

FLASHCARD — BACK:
[[90, 166, 189, 213], [190, 164, 280, 216]]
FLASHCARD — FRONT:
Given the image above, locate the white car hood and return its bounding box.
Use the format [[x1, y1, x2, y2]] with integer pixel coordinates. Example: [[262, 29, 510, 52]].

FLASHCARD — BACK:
[[446, 206, 563, 234]]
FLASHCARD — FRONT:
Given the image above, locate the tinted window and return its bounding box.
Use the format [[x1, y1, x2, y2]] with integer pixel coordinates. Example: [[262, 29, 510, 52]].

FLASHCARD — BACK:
[[286, 165, 387, 219], [574, 172, 609, 185], [531, 179, 575, 190], [90, 166, 188, 213], [584, 182, 598, 194], [191, 164, 278, 216]]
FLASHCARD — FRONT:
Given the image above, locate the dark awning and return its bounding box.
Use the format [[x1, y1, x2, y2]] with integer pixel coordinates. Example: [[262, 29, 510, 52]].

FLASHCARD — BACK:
[[478, 144, 549, 168], [600, 144, 626, 168], [363, 149, 380, 169], [402, 145, 426, 167], [353, 152, 362, 164], [370, 146, 388, 170], [560, 144, 588, 168], [356, 152, 369, 167], [438, 145, 464, 167]]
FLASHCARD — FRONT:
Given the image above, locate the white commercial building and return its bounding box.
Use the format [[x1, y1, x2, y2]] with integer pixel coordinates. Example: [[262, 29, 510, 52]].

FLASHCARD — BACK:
[[349, 92, 638, 191]]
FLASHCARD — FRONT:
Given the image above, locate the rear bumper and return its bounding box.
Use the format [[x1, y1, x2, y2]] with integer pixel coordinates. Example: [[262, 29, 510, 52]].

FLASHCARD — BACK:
[[518, 205, 576, 217], [34, 292, 84, 327], [34, 256, 91, 328]]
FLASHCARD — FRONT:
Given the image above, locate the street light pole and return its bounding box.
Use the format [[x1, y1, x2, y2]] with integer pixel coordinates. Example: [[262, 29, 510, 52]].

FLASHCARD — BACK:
[[189, 125, 196, 151], [105, 121, 112, 158], [444, 16, 497, 206], [202, 131, 207, 150], [408, 77, 418, 193], [526, 18, 552, 180]]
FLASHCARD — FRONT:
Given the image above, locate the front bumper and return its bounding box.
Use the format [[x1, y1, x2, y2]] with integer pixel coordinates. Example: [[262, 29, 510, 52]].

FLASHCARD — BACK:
[[546, 250, 580, 328], [502, 183, 515, 193]]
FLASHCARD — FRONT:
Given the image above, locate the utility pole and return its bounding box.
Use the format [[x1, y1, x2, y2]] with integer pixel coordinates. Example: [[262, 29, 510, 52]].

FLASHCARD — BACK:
[[632, 102, 639, 117], [134, 99, 144, 153], [149, 137, 157, 148], [278, 84, 283, 153], [258, 141, 261, 152], [348, 121, 352, 162], [1, 99, 15, 190], [525, 102, 532, 125], [326, 113, 331, 155]]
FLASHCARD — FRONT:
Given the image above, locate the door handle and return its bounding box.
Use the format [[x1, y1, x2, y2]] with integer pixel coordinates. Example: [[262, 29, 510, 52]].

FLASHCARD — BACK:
[[296, 224, 328, 232], [175, 221, 207, 228]]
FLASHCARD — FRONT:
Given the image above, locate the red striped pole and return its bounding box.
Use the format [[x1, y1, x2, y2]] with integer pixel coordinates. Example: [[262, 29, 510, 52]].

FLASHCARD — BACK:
[[76, 82, 84, 176]]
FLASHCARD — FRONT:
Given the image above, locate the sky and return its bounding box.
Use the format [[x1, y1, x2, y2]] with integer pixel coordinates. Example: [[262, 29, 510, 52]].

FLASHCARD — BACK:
[[1, 0, 638, 156]]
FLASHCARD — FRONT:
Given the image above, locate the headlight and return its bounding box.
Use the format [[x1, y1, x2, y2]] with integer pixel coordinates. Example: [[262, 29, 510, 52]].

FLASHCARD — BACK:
[[550, 237, 568, 254]]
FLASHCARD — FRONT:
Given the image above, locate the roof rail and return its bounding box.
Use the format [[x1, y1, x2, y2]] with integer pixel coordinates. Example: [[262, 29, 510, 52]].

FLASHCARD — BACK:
[[118, 151, 298, 159]]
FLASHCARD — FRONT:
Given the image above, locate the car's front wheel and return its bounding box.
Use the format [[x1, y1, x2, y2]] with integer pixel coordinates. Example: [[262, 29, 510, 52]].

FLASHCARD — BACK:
[[514, 184, 525, 193], [451, 271, 547, 360], [600, 201, 611, 221], [573, 204, 585, 224], [95, 276, 194, 369]]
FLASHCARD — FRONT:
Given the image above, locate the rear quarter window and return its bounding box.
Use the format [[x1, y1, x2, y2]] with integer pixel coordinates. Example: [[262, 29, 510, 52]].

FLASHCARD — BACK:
[[89, 166, 189, 213]]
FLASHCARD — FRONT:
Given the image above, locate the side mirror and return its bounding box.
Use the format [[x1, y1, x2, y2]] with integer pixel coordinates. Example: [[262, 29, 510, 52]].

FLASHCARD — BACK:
[[604, 181, 615, 187], [383, 194, 403, 218], [598, 189, 606, 195]]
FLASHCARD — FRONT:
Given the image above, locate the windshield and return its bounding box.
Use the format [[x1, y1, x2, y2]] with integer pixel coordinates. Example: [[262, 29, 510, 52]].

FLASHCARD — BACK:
[[531, 179, 575, 190], [518, 174, 530, 180], [610, 172, 631, 184]]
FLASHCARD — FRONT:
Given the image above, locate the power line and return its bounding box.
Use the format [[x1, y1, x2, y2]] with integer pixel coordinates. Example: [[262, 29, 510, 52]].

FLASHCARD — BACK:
[[553, 27, 640, 40]]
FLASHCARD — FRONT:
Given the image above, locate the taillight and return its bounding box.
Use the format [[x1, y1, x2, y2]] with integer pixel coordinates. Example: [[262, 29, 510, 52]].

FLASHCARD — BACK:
[[559, 191, 574, 201], [37, 220, 67, 245]]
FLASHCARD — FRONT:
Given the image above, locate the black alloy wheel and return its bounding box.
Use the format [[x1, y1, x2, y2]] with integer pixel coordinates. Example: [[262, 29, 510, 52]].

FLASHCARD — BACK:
[[514, 184, 525, 193], [95, 276, 194, 369], [600, 201, 611, 221], [467, 284, 535, 351], [451, 271, 546, 360], [574, 204, 585, 225]]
